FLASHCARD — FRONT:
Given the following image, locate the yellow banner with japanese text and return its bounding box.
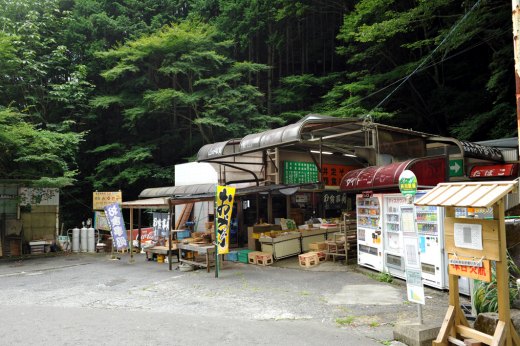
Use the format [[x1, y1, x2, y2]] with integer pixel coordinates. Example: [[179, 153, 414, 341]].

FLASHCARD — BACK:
[[216, 185, 235, 255]]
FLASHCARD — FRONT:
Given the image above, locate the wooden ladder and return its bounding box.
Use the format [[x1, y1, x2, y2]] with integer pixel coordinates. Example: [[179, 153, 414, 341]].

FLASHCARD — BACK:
[[175, 203, 194, 230], [265, 148, 279, 184]]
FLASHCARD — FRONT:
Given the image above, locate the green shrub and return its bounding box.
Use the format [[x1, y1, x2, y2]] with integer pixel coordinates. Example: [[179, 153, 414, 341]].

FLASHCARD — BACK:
[[472, 253, 520, 314]]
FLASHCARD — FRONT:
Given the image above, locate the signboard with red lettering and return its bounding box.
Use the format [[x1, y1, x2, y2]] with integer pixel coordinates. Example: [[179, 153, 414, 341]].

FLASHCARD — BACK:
[[469, 164, 518, 179], [448, 254, 491, 282]]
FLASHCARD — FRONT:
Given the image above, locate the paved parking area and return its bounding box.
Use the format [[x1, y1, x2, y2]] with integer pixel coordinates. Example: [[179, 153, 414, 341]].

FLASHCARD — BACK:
[[0, 253, 457, 345]]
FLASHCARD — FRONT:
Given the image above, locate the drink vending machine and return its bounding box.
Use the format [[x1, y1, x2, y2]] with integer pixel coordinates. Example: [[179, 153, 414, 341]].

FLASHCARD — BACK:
[[356, 194, 384, 271], [381, 192, 447, 290], [382, 195, 408, 279]]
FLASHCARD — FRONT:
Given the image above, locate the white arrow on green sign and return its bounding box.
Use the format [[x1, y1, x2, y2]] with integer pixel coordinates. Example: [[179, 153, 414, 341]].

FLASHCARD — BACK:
[[449, 159, 463, 177]]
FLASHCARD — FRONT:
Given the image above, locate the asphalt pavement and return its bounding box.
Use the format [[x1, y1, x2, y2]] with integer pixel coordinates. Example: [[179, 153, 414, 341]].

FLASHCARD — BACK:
[[0, 252, 461, 345]]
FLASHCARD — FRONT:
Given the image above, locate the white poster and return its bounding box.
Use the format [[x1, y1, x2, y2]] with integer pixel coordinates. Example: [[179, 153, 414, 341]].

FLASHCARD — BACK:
[[403, 236, 420, 269], [19, 187, 59, 206], [454, 223, 483, 250]]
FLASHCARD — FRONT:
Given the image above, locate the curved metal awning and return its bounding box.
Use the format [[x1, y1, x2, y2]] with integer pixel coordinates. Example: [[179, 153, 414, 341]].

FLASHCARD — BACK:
[[138, 183, 216, 199], [197, 114, 368, 161], [339, 156, 446, 192], [197, 139, 241, 162]]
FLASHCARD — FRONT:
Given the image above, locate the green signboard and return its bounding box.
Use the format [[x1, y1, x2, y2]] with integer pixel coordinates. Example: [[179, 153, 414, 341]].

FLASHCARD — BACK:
[[449, 159, 463, 177], [283, 161, 318, 184]]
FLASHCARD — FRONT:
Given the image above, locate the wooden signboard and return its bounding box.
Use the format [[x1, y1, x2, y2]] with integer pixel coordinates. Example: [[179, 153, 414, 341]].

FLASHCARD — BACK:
[[448, 254, 491, 282], [93, 191, 122, 211], [444, 217, 500, 261]]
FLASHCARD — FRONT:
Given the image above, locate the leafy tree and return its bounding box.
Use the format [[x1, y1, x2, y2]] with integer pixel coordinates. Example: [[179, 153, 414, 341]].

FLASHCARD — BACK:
[[0, 107, 82, 186], [91, 19, 274, 190], [322, 0, 515, 139]]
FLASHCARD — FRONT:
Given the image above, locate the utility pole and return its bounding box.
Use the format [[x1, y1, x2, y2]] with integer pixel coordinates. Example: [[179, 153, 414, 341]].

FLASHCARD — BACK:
[[513, 1, 520, 158]]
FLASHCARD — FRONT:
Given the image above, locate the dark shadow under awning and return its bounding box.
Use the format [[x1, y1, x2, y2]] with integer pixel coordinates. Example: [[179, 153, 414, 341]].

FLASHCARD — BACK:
[[339, 156, 446, 192], [169, 182, 322, 205]]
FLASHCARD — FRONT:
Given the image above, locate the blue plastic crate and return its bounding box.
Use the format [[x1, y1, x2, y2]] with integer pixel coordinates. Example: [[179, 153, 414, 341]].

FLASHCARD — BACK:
[[226, 251, 238, 262], [177, 230, 191, 240]]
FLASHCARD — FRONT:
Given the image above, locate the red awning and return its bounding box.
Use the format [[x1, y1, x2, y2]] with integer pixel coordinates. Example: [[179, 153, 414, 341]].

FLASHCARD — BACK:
[[469, 163, 518, 178], [339, 157, 446, 192]]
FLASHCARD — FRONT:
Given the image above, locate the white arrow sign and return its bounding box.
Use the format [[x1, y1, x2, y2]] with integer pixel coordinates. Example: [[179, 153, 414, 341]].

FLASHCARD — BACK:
[[450, 161, 461, 173]]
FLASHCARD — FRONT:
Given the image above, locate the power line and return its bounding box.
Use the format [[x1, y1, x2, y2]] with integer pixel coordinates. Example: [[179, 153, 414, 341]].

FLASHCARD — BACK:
[[345, 26, 507, 109], [365, 0, 483, 116]]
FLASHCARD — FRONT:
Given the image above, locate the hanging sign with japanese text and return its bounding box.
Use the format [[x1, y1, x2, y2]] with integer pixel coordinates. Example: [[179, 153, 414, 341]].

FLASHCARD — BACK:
[[103, 202, 128, 250], [215, 185, 235, 255], [448, 254, 491, 282], [152, 212, 170, 237], [283, 161, 318, 184], [322, 191, 348, 210]]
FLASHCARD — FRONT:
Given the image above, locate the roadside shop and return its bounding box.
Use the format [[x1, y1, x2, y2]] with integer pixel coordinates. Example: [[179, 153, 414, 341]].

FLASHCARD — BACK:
[[338, 136, 519, 293], [190, 114, 461, 267]]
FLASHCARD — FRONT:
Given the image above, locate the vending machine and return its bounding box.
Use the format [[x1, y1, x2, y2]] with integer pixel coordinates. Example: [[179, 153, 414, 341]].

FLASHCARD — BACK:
[[356, 194, 384, 271], [415, 203, 447, 289], [381, 192, 447, 289], [382, 194, 408, 279]]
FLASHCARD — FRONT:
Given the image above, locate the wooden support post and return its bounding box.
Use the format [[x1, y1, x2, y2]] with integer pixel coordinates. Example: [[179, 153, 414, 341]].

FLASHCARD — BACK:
[[491, 320, 507, 346], [494, 199, 513, 346], [433, 305, 455, 346]]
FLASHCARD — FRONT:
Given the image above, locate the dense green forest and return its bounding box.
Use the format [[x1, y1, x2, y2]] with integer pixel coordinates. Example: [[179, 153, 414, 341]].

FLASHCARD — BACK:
[[0, 0, 516, 222]]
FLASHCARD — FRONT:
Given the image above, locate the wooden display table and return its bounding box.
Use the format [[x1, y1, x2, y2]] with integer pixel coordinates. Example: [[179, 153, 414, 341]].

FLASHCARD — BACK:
[[145, 246, 179, 263], [177, 243, 215, 272], [259, 232, 301, 260], [300, 228, 327, 252]]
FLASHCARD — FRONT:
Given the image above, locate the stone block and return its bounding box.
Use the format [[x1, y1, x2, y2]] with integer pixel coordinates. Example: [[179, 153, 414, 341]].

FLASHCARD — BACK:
[[393, 321, 440, 346]]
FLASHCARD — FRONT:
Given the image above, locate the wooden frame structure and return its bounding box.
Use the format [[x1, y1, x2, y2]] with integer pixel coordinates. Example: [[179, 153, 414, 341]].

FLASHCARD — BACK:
[[415, 181, 520, 346]]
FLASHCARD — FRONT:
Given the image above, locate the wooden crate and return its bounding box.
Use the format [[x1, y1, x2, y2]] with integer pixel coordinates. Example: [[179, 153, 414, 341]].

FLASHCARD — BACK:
[[309, 241, 327, 251], [299, 252, 319, 268], [255, 252, 273, 266], [248, 251, 263, 264], [308, 251, 326, 262]]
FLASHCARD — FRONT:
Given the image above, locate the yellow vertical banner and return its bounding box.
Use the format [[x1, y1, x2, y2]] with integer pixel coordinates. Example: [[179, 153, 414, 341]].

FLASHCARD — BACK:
[[216, 185, 235, 254]]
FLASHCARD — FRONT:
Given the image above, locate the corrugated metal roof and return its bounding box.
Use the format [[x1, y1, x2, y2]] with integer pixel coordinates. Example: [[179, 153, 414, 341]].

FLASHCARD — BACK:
[[121, 197, 170, 209], [138, 183, 216, 198], [197, 114, 437, 162], [414, 181, 518, 208]]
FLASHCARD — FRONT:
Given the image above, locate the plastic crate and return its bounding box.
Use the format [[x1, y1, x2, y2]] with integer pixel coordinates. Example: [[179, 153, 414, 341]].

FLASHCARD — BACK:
[[226, 251, 239, 262], [177, 230, 191, 240], [237, 249, 255, 263]]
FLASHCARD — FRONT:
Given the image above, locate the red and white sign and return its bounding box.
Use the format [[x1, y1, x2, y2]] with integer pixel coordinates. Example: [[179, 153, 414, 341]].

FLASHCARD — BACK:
[[469, 164, 518, 178], [127, 227, 155, 241]]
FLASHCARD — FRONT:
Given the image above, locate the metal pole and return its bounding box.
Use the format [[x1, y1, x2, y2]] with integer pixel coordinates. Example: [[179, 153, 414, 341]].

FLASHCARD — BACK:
[[513, 0, 520, 158], [129, 207, 134, 263], [168, 200, 173, 271], [215, 192, 219, 278]]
